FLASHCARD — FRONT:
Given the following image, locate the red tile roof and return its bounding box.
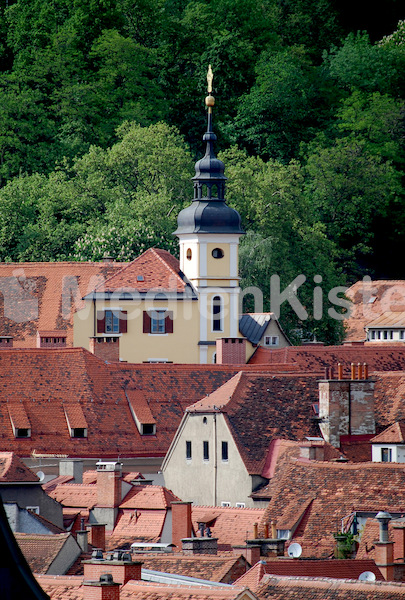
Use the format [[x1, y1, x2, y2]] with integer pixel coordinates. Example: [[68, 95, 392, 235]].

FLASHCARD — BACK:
[[16, 532, 72, 574], [235, 559, 383, 590], [0, 452, 39, 482], [187, 372, 322, 475], [131, 553, 250, 584], [92, 248, 190, 294], [35, 575, 83, 600], [256, 575, 405, 599], [0, 261, 124, 347], [259, 458, 405, 558], [107, 509, 167, 549], [191, 506, 266, 550], [120, 485, 180, 510], [120, 580, 252, 600], [370, 421, 405, 444], [248, 345, 405, 373], [344, 280, 405, 341], [0, 348, 243, 458]]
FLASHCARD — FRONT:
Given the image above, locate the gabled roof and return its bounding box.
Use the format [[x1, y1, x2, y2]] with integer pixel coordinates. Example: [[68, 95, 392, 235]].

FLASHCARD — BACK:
[[0, 452, 39, 483], [191, 506, 266, 550], [0, 261, 123, 347], [370, 421, 405, 444], [239, 314, 290, 346], [120, 580, 254, 600], [260, 458, 405, 558], [367, 310, 405, 328], [120, 485, 180, 510], [87, 248, 196, 296], [187, 372, 321, 475], [16, 532, 72, 574], [49, 484, 97, 509], [344, 279, 405, 341]]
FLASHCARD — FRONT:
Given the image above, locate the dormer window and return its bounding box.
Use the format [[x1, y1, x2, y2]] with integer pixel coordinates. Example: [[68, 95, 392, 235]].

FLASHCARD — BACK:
[[16, 428, 31, 438], [64, 405, 88, 439], [8, 404, 31, 439], [72, 428, 87, 438], [141, 423, 156, 435]]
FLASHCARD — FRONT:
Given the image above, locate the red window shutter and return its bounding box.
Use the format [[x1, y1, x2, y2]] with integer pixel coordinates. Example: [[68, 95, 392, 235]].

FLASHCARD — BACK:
[[119, 311, 128, 333], [143, 311, 151, 333], [165, 311, 173, 334], [96, 311, 105, 334]]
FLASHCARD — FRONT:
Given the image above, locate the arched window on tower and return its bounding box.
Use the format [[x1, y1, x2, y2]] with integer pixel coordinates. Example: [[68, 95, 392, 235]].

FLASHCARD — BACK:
[[212, 295, 223, 332]]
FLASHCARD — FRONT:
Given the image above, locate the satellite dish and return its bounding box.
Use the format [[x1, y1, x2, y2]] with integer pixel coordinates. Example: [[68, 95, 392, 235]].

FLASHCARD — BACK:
[[287, 543, 302, 558], [36, 471, 45, 482], [358, 571, 376, 582]]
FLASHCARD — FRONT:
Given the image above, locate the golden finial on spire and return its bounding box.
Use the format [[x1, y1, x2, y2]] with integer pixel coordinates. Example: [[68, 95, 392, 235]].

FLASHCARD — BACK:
[[207, 64, 213, 93], [205, 64, 215, 109]]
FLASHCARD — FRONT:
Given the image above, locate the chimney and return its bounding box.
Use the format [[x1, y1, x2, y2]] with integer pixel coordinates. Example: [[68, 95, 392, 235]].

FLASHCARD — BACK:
[[318, 363, 375, 447], [89, 523, 106, 551], [59, 459, 83, 484], [393, 522, 405, 562], [83, 574, 120, 600], [182, 537, 218, 555], [375, 511, 394, 581], [216, 338, 246, 364], [77, 520, 89, 553], [91, 462, 122, 531], [89, 337, 120, 362], [232, 544, 261, 566], [83, 550, 142, 585], [171, 501, 192, 550]]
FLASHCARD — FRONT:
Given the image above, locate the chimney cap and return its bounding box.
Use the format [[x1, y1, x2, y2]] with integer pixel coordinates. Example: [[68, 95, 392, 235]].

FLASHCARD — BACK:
[[376, 511, 393, 522]]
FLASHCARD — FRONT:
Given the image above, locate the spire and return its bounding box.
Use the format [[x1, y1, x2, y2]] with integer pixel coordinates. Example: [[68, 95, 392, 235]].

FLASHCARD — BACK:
[[174, 66, 244, 236]]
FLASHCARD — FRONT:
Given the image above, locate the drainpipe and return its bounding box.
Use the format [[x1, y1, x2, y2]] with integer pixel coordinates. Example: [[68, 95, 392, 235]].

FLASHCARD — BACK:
[[213, 412, 217, 506], [93, 297, 96, 337]]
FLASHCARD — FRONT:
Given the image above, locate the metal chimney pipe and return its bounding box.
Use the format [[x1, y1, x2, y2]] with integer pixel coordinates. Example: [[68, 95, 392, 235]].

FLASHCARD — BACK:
[[337, 363, 343, 380], [376, 511, 392, 543], [363, 363, 368, 379]]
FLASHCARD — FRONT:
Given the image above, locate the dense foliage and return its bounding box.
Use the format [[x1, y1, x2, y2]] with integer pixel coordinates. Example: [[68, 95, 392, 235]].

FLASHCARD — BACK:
[[0, 0, 404, 343]]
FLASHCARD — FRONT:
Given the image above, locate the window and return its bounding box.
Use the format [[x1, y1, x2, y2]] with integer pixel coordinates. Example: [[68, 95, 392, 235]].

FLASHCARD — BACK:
[[277, 530, 291, 540], [236, 502, 245, 508], [221, 441, 228, 461], [212, 296, 222, 332], [264, 336, 279, 346], [26, 506, 40, 515], [381, 448, 392, 462], [186, 248, 192, 260], [141, 423, 156, 435], [97, 310, 127, 334], [71, 428, 87, 438], [221, 501, 231, 507], [400, 331, 405, 340], [370, 330, 376, 340], [143, 311, 173, 334], [203, 441, 209, 461], [212, 248, 224, 259], [186, 441, 192, 460], [15, 428, 31, 438]]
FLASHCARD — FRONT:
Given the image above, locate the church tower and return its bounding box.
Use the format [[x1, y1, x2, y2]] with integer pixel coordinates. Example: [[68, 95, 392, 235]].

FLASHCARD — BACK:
[[175, 66, 245, 363]]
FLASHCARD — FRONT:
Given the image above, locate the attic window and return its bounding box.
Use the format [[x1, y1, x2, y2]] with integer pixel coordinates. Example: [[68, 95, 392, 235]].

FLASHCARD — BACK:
[[264, 336, 279, 346], [368, 296, 377, 303], [277, 530, 291, 540], [137, 275, 144, 282], [72, 428, 87, 438], [15, 428, 31, 438], [221, 502, 231, 507], [141, 423, 156, 436], [236, 502, 245, 508]]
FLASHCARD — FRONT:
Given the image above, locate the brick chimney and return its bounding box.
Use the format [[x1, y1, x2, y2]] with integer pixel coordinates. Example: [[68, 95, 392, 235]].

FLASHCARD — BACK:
[[91, 462, 122, 530], [89, 337, 120, 362], [89, 523, 106, 551], [318, 363, 375, 447], [83, 574, 120, 600], [83, 550, 142, 585], [171, 501, 192, 550], [216, 338, 246, 364], [232, 544, 261, 566]]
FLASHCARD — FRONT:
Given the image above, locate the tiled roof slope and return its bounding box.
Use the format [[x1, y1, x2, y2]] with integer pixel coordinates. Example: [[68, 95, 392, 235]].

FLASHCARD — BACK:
[[16, 532, 71, 574], [260, 459, 405, 558], [374, 372, 405, 429], [248, 345, 405, 372], [132, 554, 249, 584], [235, 559, 383, 590], [344, 279, 405, 341], [91, 248, 192, 294], [120, 581, 253, 600], [108, 509, 167, 549], [370, 421, 405, 444], [188, 372, 321, 475], [0, 261, 123, 347], [36, 575, 83, 600], [0, 348, 243, 457], [256, 575, 405, 600], [0, 452, 39, 482], [192, 506, 266, 550]]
